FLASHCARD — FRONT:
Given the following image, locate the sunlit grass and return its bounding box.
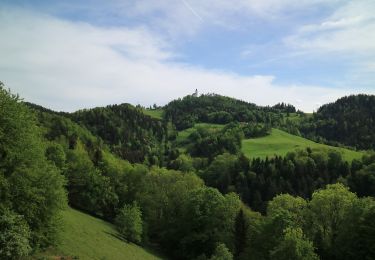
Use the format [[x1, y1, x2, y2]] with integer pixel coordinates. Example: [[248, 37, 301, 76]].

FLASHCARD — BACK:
[[33, 208, 162, 260], [242, 128, 363, 161]]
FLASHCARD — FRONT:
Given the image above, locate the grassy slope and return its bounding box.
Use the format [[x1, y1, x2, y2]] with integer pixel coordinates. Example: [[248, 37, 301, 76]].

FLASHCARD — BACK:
[[242, 128, 363, 161], [142, 108, 164, 119], [34, 208, 162, 260]]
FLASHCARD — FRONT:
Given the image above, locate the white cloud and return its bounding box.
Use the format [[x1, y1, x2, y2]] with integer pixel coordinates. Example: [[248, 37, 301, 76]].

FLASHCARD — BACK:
[[0, 7, 368, 113], [284, 0, 375, 53]]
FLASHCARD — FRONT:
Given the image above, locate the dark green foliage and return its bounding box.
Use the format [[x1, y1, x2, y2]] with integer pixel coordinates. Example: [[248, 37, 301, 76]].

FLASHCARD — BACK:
[[334, 197, 375, 260], [234, 209, 247, 258], [203, 153, 238, 194], [177, 188, 241, 259], [187, 123, 243, 159], [349, 163, 375, 197], [241, 123, 271, 138], [272, 103, 297, 114], [235, 207, 263, 260], [357, 203, 375, 259], [200, 148, 352, 213], [115, 203, 143, 244]]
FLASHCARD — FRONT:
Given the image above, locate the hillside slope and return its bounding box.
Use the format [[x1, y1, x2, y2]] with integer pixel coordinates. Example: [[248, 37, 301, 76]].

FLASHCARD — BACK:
[[35, 208, 162, 260], [242, 128, 363, 161]]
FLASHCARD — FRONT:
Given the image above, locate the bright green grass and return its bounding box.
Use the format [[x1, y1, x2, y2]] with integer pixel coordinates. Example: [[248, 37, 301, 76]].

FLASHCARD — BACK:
[[34, 208, 162, 260], [242, 128, 363, 162], [142, 109, 164, 119]]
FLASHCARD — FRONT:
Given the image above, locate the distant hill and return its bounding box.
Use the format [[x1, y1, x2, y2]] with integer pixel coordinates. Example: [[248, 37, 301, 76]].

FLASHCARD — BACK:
[[299, 94, 375, 150]]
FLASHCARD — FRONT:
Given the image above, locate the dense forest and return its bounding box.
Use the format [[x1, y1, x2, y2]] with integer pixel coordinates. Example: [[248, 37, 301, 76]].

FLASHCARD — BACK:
[[1, 83, 375, 260], [68, 104, 169, 164], [298, 95, 375, 150]]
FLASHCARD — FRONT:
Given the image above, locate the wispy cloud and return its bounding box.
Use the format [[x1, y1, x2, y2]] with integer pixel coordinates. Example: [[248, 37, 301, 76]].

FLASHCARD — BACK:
[[284, 0, 375, 53], [80, 0, 346, 39]]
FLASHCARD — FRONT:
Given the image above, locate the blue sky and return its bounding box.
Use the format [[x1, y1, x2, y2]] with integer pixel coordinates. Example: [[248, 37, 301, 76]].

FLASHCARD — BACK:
[[0, 0, 374, 111]]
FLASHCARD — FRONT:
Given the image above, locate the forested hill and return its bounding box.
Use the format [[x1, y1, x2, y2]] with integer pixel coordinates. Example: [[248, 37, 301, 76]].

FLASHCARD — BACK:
[[27, 102, 171, 164], [68, 104, 168, 163], [164, 93, 296, 130], [299, 94, 375, 150]]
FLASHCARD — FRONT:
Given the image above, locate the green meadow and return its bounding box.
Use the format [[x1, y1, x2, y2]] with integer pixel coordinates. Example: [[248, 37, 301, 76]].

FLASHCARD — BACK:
[[33, 208, 162, 260], [242, 128, 363, 161]]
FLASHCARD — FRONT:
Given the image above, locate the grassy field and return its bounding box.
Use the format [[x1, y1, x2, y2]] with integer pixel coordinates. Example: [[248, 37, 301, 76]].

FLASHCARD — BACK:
[[242, 128, 363, 161], [33, 208, 162, 260], [142, 108, 164, 119]]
